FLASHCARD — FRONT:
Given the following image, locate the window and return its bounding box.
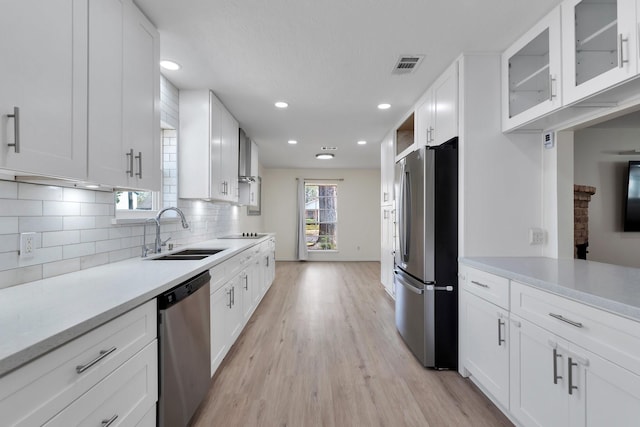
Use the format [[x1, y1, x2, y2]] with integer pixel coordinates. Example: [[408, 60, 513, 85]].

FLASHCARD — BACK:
[[115, 191, 154, 211], [304, 183, 338, 250]]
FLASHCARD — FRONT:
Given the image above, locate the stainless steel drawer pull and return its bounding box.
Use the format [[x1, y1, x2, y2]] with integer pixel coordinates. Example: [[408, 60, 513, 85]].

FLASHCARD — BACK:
[[76, 346, 117, 373], [135, 151, 143, 178], [470, 280, 489, 289], [227, 288, 232, 308], [125, 149, 134, 177], [549, 313, 583, 328], [497, 318, 505, 346], [102, 414, 118, 427], [568, 357, 578, 395], [553, 348, 562, 384], [7, 106, 20, 153]]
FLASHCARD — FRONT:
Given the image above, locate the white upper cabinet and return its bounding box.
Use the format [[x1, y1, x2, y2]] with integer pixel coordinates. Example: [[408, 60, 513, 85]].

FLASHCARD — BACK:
[[562, 0, 638, 104], [380, 131, 394, 205], [179, 90, 239, 202], [87, 0, 160, 190], [416, 62, 459, 146], [502, 6, 562, 131], [394, 112, 415, 161], [0, 0, 88, 180]]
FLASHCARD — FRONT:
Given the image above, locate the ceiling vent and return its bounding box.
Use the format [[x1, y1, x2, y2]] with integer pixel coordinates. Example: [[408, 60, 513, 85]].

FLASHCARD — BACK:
[[321, 146, 338, 151], [392, 55, 424, 75]]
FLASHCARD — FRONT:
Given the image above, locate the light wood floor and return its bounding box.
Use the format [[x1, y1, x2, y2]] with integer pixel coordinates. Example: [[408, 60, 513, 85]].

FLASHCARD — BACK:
[[192, 261, 512, 427]]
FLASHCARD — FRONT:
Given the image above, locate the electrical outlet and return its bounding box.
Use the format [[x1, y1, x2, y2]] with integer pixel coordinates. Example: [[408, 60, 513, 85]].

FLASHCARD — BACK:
[[529, 228, 545, 245], [20, 232, 36, 258]]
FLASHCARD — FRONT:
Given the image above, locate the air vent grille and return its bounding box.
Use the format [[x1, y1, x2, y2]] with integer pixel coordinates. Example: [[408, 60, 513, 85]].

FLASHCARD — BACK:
[[393, 55, 424, 75]]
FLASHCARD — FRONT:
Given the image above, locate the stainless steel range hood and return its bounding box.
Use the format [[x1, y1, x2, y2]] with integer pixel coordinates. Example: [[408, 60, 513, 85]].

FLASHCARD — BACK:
[[238, 128, 257, 183]]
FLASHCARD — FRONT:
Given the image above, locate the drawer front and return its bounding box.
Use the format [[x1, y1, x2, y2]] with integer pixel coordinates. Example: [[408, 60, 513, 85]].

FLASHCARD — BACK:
[[0, 300, 157, 427], [511, 281, 640, 375], [209, 263, 226, 293], [460, 265, 509, 310], [44, 340, 158, 427]]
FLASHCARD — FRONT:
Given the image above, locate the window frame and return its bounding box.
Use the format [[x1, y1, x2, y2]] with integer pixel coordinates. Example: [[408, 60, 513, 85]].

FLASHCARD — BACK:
[[304, 182, 339, 251]]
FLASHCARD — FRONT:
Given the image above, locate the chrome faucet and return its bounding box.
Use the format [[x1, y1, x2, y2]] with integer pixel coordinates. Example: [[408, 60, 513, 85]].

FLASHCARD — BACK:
[[141, 207, 190, 257]]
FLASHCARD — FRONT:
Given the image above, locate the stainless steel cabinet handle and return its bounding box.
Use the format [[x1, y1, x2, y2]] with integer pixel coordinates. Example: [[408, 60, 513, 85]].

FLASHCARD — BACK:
[[101, 414, 118, 427], [7, 106, 20, 153], [227, 288, 232, 308], [383, 191, 389, 202], [549, 75, 556, 100], [231, 285, 235, 306], [549, 313, 583, 328], [135, 151, 142, 178], [76, 346, 117, 373], [619, 34, 629, 68], [125, 149, 134, 177], [568, 357, 578, 395], [553, 348, 563, 384], [244, 274, 249, 290], [497, 318, 505, 346], [470, 280, 489, 289]]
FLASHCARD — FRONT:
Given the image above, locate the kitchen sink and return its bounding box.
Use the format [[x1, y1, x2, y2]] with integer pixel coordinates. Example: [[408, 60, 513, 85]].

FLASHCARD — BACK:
[[148, 248, 226, 260]]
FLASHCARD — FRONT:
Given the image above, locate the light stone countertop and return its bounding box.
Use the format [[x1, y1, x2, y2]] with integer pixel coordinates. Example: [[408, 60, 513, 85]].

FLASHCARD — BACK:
[[460, 257, 640, 322], [0, 236, 272, 377]]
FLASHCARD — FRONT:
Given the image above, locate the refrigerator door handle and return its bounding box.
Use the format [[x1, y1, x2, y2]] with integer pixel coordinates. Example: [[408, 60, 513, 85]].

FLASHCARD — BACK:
[[401, 167, 411, 262], [394, 270, 424, 295]]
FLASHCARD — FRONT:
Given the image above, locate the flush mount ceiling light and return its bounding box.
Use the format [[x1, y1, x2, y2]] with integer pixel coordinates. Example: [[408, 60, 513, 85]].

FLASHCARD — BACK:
[[160, 60, 181, 71], [315, 153, 334, 160], [357, 140, 367, 145], [377, 103, 391, 110], [288, 140, 298, 145], [274, 101, 289, 109]]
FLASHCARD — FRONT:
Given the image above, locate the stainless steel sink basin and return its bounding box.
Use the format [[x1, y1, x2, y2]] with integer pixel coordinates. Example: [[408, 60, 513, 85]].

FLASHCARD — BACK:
[[149, 248, 226, 260]]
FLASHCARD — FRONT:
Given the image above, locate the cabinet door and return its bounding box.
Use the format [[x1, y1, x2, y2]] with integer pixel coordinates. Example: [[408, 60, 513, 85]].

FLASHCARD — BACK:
[[432, 62, 458, 145], [210, 284, 231, 376], [0, 0, 87, 179], [510, 316, 569, 427], [462, 291, 509, 408], [566, 344, 640, 427], [562, 0, 637, 104], [123, 1, 160, 191], [87, 0, 127, 188], [502, 6, 561, 131], [380, 207, 395, 297], [210, 96, 225, 200], [241, 270, 253, 321], [229, 278, 243, 341], [415, 91, 433, 148], [221, 109, 239, 203], [380, 132, 395, 205]]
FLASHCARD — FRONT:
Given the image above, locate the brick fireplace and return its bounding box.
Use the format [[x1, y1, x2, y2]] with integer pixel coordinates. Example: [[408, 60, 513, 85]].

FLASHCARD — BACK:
[[574, 185, 596, 259]]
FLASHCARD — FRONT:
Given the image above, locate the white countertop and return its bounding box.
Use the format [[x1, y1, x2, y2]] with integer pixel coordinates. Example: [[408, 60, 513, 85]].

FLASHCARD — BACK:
[[460, 257, 640, 322], [0, 236, 272, 376]]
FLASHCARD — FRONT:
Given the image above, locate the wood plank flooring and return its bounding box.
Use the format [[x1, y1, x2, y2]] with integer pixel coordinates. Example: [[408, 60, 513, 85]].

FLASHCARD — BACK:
[[191, 261, 512, 427]]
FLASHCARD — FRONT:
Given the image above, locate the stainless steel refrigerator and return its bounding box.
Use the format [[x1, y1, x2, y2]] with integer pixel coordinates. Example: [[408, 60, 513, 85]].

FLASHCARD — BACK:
[[394, 138, 457, 369]]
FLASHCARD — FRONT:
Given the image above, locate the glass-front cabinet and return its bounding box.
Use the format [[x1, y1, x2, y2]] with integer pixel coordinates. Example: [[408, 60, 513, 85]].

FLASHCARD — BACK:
[[502, 6, 562, 131], [562, 0, 637, 104]]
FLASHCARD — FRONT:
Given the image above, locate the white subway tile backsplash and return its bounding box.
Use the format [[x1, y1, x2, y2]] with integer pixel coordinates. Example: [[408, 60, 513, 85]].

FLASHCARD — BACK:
[[94, 216, 113, 228], [95, 191, 115, 204], [19, 217, 63, 233], [63, 216, 96, 230], [63, 188, 96, 203], [0, 200, 42, 217], [96, 239, 121, 254], [120, 236, 142, 248], [0, 234, 19, 253], [80, 228, 109, 242], [0, 217, 19, 234], [18, 183, 63, 201], [43, 201, 81, 216], [42, 230, 81, 247], [63, 242, 95, 259], [43, 258, 81, 279], [109, 248, 132, 263], [0, 251, 18, 270], [80, 253, 110, 270], [0, 265, 43, 289], [80, 203, 110, 216], [109, 227, 132, 239], [0, 181, 18, 199], [18, 246, 63, 267]]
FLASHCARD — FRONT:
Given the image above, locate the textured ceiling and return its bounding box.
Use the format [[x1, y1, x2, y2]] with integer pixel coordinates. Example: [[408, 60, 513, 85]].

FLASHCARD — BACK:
[[135, 0, 562, 169]]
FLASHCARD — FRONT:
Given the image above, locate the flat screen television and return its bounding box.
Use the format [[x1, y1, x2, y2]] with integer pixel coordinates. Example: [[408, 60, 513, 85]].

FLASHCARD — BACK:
[[624, 161, 640, 231]]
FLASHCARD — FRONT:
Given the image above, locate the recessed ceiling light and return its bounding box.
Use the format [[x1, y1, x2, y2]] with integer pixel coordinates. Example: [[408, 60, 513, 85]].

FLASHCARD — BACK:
[[316, 153, 334, 160], [275, 101, 289, 109], [288, 140, 298, 145], [160, 60, 181, 71], [357, 140, 367, 145], [377, 103, 391, 110]]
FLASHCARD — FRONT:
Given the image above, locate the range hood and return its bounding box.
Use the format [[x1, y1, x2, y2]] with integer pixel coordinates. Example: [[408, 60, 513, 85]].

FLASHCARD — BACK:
[[238, 128, 258, 183]]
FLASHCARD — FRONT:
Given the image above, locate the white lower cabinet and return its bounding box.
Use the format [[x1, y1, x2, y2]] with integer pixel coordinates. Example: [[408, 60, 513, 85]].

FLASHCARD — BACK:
[[210, 282, 231, 377], [0, 300, 157, 426], [462, 290, 509, 408]]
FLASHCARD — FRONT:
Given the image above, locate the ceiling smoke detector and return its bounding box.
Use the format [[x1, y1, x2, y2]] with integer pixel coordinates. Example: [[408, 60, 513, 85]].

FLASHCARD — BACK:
[[321, 146, 338, 151], [392, 55, 424, 75]]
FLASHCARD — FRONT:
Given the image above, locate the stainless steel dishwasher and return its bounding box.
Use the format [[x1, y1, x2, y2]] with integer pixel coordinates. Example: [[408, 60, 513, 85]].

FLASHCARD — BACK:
[[158, 270, 211, 427]]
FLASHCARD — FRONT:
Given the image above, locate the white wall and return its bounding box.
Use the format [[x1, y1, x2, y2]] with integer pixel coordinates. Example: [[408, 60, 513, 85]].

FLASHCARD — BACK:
[[573, 127, 640, 268], [262, 168, 380, 261], [459, 55, 544, 257]]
